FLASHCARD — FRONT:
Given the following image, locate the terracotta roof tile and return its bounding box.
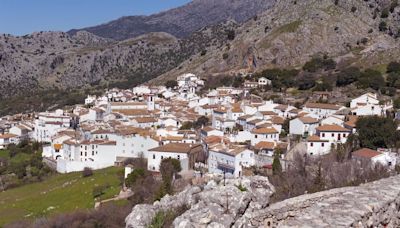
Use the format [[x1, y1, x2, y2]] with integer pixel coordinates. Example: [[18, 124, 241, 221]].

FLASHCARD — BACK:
[[298, 117, 319, 124], [316, 124, 351, 132], [352, 148, 382, 159], [305, 103, 341, 110], [254, 141, 275, 150], [307, 135, 329, 142], [251, 127, 279, 134], [149, 143, 202, 154]]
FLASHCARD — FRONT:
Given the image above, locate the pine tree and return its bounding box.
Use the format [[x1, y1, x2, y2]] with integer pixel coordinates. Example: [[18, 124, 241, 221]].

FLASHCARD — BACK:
[[272, 148, 282, 175]]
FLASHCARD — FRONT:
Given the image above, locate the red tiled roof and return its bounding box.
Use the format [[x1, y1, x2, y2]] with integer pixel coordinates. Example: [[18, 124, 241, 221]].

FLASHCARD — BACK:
[[316, 124, 351, 132], [149, 143, 202, 154], [352, 148, 382, 159], [254, 141, 275, 150], [307, 135, 329, 142], [305, 103, 341, 110], [298, 117, 319, 124], [252, 127, 278, 134]]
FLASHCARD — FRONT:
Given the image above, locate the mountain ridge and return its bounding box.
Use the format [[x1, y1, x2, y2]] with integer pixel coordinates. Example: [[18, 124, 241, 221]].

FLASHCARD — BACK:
[[1, 0, 400, 114], [68, 0, 276, 40]]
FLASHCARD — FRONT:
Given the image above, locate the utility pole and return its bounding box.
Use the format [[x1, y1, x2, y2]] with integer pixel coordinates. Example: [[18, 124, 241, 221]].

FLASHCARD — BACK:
[[223, 170, 226, 186], [223, 192, 232, 214]]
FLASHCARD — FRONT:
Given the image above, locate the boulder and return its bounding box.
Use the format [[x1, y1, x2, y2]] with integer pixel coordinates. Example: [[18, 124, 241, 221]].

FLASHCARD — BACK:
[[125, 175, 274, 227]]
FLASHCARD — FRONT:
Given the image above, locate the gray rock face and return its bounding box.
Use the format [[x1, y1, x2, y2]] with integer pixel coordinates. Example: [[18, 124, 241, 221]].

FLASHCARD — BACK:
[[125, 176, 275, 228], [235, 175, 400, 227], [0, 21, 234, 100], [68, 0, 276, 40], [126, 174, 400, 227], [153, 0, 400, 84]]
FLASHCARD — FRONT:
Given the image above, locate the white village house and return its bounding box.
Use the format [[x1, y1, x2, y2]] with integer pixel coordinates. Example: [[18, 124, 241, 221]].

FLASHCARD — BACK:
[[147, 143, 203, 172], [208, 145, 255, 177]]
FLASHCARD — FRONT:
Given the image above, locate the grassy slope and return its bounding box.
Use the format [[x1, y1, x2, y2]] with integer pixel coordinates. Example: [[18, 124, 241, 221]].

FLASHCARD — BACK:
[[0, 167, 123, 226], [0, 150, 9, 159]]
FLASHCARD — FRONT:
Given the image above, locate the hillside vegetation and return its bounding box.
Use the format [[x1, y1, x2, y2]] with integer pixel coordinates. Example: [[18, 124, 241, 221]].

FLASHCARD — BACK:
[[0, 167, 123, 226]]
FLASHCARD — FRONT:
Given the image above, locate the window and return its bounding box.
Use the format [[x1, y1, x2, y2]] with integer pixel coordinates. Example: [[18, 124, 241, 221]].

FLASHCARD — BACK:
[[310, 143, 314, 147], [343, 133, 346, 137], [80, 152, 82, 156], [322, 133, 325, 137], [321, 143, 324, 147], [255, 135, 258, 138], [161, 156, 164, 159], [177, 155, 180, 160], [92, 151, 94, 156], [153, 154, 155, 159], [85, 152, 87, 156], [331, 133, 334, 137]]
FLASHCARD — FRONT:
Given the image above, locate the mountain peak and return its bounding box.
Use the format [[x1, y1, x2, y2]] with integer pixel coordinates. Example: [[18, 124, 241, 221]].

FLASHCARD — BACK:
[[68, 0, 276, 40]]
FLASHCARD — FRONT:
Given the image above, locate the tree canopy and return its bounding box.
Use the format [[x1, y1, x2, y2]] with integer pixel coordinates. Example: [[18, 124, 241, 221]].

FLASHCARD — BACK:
[[165, 80, 178, 89], [357, 69, 385, 90], [356, 116, 400, 149]]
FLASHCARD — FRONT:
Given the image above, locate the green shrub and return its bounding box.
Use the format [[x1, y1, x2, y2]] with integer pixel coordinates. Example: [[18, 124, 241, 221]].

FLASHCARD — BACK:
[[125, 168, 145, 187], [303, 56, 336, 72], [379, 21, 388, 31], [92, 183, 111, 198], [236, 183, 247, 192]]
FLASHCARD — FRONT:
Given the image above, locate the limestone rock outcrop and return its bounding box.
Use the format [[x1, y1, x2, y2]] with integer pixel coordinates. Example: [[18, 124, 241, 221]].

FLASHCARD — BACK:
[[235, 175, 400, 227], [125, 176, 275, 228], [126, 174, 400, 227]]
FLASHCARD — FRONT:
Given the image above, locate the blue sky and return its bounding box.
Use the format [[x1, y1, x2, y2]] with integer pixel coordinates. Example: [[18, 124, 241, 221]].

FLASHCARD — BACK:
[[0, 0, 191, 35]]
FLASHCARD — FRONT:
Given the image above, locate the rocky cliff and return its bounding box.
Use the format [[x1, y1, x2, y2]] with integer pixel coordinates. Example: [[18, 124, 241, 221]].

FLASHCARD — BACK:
[[68, 0, 276, 40], [125, 174, 400, 227], [0, 22, 235, 98], [153, 0, 400, 83]]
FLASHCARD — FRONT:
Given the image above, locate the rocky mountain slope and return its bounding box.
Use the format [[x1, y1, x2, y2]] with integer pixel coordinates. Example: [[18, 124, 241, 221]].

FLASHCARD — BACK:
[[1, 0, 400, 112], [0, 22, 236, 98], [68, 0, 276, 40], [153, 0, 400, 83]]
